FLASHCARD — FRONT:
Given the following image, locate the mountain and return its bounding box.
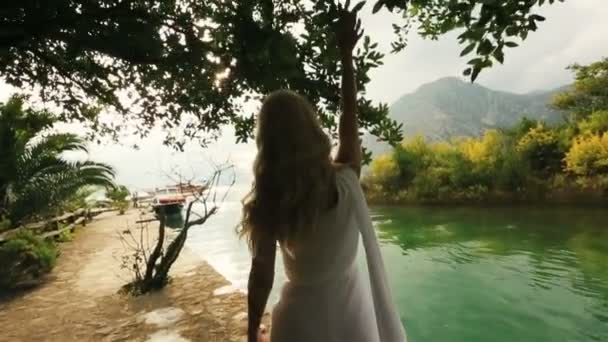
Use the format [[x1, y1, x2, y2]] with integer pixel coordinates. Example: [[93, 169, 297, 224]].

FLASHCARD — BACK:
[[366, 77, 568, 155]]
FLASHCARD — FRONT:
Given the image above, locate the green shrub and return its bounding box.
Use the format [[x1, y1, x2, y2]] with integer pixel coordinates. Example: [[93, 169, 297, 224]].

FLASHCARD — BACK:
[[0, 218, 11, 233], [61, 187, 97, 213], [107, 185, 130, 214], [115, 200, 130, 215], [0, 231, 57, 290], [56, 228, 74, 242]]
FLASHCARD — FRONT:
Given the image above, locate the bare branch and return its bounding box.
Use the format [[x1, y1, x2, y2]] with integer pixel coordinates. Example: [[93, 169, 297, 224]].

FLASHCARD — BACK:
[[185, 206, 218, 229], [139, 214, 149, 263]]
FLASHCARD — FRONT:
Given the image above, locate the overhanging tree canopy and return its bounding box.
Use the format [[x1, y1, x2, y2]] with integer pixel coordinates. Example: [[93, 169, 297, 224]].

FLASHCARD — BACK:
[[0, 0, 564, 150]]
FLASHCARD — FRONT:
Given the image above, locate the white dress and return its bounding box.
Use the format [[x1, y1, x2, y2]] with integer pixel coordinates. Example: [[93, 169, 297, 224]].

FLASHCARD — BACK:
[[271, 167, 407, 342]]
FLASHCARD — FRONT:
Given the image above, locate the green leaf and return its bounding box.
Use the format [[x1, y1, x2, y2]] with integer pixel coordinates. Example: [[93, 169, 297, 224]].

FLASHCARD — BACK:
[[477, 39, 494, 55], [352, 1, 366, 12], [530, 14, 546, 21], [463, 68, 472, 76], [372, 1, 384, 13], [505, 27, 518, 36], [471, 65, 482, 82], [467, 58, 483, 65], [493, 49, 504, 64], [460, 43, 476, 57], [409, 5, 419, 17], [505, 41, 519, 48]]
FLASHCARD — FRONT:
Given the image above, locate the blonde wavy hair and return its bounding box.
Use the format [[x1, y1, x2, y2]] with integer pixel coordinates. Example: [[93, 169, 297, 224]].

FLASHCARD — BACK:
[[239, 90, 335, 252]]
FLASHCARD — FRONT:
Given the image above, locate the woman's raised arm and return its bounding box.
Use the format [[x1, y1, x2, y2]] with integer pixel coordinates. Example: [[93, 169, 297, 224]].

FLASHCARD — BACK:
[[334, 4, 364, 176]]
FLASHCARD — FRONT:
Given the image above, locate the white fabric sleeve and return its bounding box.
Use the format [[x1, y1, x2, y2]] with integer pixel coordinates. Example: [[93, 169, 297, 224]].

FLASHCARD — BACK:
[[338, 167, 407, 342]]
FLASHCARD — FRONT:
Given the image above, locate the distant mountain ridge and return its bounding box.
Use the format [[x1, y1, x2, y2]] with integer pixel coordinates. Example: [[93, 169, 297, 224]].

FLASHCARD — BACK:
[[367, 77, 568, 155]]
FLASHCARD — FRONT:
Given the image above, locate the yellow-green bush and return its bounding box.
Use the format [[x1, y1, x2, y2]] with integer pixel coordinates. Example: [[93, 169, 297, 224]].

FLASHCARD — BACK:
[[565, 133, 608, 176], [516, 123, 564, 175]]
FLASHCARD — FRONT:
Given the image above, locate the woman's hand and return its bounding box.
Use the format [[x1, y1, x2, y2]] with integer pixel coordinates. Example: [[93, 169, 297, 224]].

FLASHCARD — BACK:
[[335, 0, 364, 54], [257, 324, 269, 342]]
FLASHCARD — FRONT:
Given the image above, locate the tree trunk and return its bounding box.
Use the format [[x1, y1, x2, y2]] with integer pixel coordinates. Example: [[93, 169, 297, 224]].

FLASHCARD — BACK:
[[152, 223, 189, 284], [142, 211, 166, 289]]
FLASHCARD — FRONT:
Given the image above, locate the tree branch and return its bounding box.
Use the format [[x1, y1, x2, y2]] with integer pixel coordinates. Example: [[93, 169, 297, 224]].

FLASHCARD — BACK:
[[185, 206, 217, 229]]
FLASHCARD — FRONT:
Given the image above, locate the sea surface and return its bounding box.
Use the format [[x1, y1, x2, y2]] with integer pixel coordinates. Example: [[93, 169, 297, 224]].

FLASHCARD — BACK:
[[187, 204, 608, 342]]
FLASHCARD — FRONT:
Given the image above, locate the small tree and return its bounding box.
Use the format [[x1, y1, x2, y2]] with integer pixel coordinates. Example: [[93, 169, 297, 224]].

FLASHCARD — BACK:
[[553, 58, 608, 121], [516, 124, 564, 177], [106, 185, 130, 215], [119, 165, 234, 295], [61, 186, 97, 213]]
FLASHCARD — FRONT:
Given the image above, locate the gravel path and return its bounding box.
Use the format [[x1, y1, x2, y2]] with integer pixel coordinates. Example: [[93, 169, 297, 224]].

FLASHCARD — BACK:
[[0, 210, 266, 342]]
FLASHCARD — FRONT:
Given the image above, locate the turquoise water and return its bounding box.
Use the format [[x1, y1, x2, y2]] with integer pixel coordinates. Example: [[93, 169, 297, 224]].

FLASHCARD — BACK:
[[375, 206, 608, 342], [188, 204, 608, 341]]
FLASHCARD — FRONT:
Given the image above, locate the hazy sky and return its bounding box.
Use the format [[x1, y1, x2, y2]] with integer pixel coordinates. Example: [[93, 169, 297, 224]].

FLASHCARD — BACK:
[[2, 0, 607, 193], [362, 0, 608, 103]]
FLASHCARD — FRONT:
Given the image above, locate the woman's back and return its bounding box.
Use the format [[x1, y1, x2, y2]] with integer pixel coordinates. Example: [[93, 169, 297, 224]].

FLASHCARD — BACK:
[[280, 167, 359, 286]]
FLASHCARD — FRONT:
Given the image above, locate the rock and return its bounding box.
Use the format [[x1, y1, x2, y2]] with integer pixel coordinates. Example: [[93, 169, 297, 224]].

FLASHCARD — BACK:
[[232, 312, 247, 321], [147, 329, 190, 342], [95, 326, 115, 336], [140, 307, 186, 328]]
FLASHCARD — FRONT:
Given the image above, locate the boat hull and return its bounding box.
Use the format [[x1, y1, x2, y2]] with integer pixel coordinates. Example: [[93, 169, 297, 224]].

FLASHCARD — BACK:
[[152, 203, 183, 216]]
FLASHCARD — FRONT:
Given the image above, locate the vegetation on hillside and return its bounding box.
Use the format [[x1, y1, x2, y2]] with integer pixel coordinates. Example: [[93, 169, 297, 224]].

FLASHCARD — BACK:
[[378, 77, 563, 144], [364, 58, 608, 204]]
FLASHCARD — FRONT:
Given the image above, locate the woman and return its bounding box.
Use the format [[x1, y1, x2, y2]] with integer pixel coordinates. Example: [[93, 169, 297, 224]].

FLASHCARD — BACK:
[[240, 5, 406, 342]]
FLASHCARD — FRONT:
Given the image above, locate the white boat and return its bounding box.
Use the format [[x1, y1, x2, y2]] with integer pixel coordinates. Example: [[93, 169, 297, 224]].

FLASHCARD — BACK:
[[152, 187, 185, 214]]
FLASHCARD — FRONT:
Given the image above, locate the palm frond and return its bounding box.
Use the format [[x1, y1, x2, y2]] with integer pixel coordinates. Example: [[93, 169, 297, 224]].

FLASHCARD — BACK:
[[9, 161, 116, 222], [1, 97, 117, 226], [27, 133, 88, 156]]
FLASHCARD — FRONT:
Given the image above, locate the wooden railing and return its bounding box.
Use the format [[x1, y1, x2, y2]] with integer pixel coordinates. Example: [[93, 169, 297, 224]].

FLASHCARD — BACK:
[[0, 207, 115, 243]]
